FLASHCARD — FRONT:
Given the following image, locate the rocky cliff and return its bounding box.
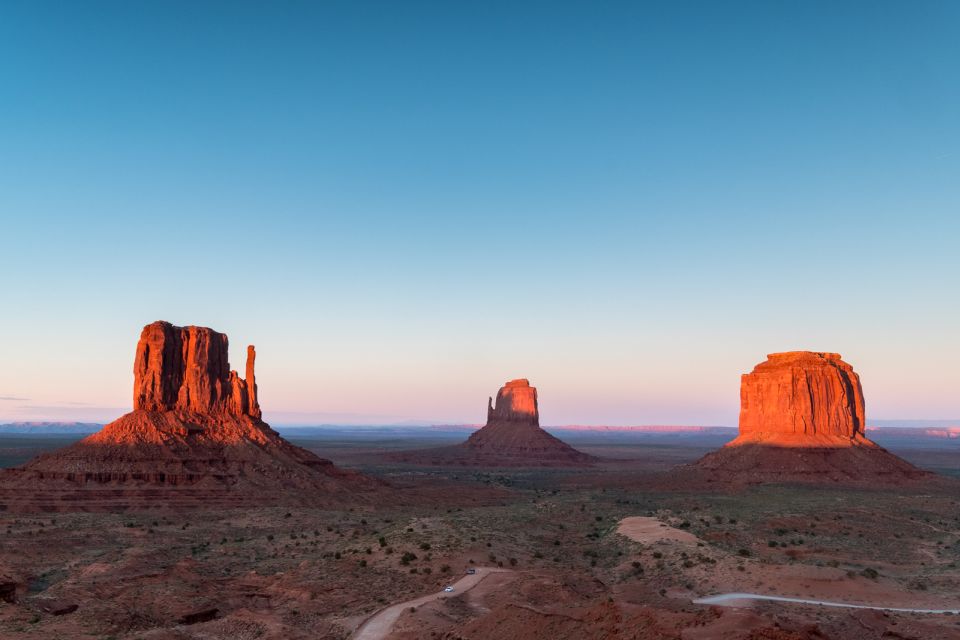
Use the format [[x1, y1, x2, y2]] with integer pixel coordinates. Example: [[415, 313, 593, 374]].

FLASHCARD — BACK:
[[133, 321, 260, 419], [485, 378, 539, 426]]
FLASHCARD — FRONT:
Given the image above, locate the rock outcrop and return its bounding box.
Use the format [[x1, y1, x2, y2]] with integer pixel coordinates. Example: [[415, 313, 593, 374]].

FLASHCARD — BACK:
[[132, 321, 261, 419], [484, 378, 539, 426], [389, 379, 596, 467], [734, 352, 867, 447], [0, 321, 382, 510], [686, 352, 927, 485]]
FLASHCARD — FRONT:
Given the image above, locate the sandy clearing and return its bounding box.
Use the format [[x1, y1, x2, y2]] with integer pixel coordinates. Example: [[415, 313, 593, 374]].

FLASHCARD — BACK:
[[352, 567, 511, 640], [616, 516, 701, 544], [694, 592, 960, 614]]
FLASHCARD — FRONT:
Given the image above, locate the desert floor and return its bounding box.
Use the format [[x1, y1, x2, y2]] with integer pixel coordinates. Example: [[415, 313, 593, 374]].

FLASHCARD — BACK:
[[0, 435, 958, 639]]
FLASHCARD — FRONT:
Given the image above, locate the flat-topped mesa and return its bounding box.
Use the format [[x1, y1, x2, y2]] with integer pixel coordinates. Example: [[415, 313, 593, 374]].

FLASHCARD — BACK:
[[486, 378, 539, 426], [731, 351, 869, 447], [133, 321, 261, 419], [681, 350, 929, 485]]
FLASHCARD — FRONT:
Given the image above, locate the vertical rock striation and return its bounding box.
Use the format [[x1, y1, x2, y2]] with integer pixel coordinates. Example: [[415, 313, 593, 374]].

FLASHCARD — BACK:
[[133, 321, 260, 418], [733, 352, 867, 447]]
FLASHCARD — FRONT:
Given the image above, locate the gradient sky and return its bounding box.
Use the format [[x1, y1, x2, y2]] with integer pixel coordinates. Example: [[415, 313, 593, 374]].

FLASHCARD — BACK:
[[1, 1, 958, 426]]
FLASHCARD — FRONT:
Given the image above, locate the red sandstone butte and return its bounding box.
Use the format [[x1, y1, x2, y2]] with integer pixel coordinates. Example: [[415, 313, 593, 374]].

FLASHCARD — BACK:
[[732, 351, 868, 447], [133, 321, 261, 419], [688, 351, 927, 485], [484, 378, 539, 425], [389, 379, 595, 466], [0, 321, 381, 510]]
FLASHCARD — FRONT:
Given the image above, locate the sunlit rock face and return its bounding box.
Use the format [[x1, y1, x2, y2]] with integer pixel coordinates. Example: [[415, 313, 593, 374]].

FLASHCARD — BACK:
[[485, 378, 539, 426], [731, 352, 868, 447], [133, 321, 260, 419]]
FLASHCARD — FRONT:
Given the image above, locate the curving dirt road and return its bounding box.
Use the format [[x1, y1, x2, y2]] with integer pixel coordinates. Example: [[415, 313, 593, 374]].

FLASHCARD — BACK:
[[353, 567, 511, 640], [694, 592, 960, 614]]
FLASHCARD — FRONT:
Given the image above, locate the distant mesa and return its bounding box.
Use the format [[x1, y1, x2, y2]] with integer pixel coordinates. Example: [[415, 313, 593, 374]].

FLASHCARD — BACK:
[[687, 352, 928, 485], [0, 320, 382, 510], [388, 378, 596, 467]]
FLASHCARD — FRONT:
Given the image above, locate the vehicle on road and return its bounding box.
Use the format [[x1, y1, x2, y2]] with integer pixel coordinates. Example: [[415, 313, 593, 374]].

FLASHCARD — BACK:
[[466, 568, 476, 574], [443, 586, 454, 592]]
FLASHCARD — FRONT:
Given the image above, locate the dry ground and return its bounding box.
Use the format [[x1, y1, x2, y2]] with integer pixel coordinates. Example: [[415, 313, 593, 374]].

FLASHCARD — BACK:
[[0, 438, 958, 639]]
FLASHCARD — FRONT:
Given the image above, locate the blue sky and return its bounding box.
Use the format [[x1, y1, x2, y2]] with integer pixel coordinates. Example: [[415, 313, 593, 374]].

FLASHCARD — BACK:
[[1, 1, 958, 425]]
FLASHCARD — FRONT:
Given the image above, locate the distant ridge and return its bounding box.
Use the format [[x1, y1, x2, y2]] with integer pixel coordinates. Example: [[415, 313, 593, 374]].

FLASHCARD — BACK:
[[549, 425, 732, 433], [0, 422, 102, 434]]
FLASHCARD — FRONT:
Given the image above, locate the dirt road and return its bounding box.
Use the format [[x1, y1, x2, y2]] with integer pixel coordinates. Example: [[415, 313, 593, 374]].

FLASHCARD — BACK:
[[694, 592, 960, 614], [352, 567, 511, 640]]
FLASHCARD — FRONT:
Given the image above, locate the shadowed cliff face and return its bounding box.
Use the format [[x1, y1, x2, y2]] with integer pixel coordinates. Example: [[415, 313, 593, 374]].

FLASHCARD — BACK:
[[133, 321, 261, 419], [732, 351, 867, 447]]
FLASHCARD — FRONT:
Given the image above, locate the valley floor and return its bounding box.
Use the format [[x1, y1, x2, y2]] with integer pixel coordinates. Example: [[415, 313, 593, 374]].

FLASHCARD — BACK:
[[0, 438, 959, 639]]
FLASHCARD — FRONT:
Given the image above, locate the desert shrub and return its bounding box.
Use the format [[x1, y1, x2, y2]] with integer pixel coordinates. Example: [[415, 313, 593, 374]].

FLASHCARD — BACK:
[[400, 552, 417, 565], [737, 549, 751, 557]]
